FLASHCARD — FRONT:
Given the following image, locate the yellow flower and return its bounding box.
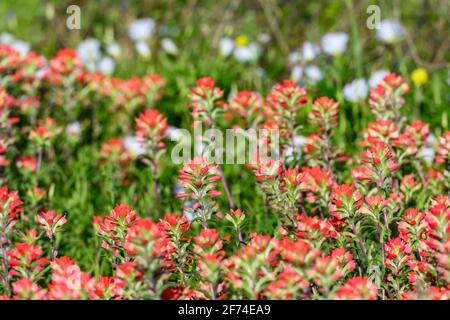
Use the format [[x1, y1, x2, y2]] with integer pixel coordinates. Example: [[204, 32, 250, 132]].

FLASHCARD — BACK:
[[235, 35, 249, 48], [411, 68, 428, 86]]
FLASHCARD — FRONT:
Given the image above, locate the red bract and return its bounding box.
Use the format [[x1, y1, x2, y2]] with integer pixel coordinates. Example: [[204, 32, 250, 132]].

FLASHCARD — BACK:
[[100, 138, 132, 166], [125, 218, 168, 257], [308, 97, 339, 132], [295, 215, 337, 243], [93, 204, 138, 259], [0, 186, 23, 224], [16, 156, 37, 173], [134, 109, 169, 218], [7, 242, 49, 278], [189, 77, 223, 102], [300, 166, 334, 192], [47, 257, 95, 300], [160, 214, 190, 235], [12, 279, 47, 300], [0, 45, 21, 72], [329, 184, 362, 218], [29, 118, 61, 145], [267, 80, 307, 112], [49, 49, 82, 76], [135, 109, 168, 146], [228, 91, 263, 125], [335, 277, 378, 300], [177, 158, 222, 227], [362, 119, 399, 146], [37, 210, 67, 238], [254, 159, 283, 182], [384, 237, 412, 274], [369, 73, 410, 121]]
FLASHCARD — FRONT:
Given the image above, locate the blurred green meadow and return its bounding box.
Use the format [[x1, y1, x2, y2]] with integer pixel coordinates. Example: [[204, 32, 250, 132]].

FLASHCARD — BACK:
[[1, 0, 449, 273]]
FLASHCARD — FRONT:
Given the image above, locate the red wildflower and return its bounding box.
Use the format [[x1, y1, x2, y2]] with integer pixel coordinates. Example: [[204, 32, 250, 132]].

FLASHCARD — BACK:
[[37, 210, 67, 238], [308, 97, 339, 132], [135, 109, 168, 149], [335, 277, 378, 300]]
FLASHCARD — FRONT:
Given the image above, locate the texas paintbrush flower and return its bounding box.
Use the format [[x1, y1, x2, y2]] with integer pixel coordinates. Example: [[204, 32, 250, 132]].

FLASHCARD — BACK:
[[227, 91, 264, 128], [0, 45, 449, 303], [37, 210, 67, 239], [334, 277, 378, 300], [135, 109, 169, 217], [123, 218, 171, 299], [11, 278, 47, 300], [29, 118, 62, 171], [436, 131, 450, 166], [189, 77, 223, 102], [141, 74, 166, 105], [193, 228, 226, 299], [16, 156, 38, 173], [305, 97, 341, 174], [308, 97, 339, 132], [177, 158, 222, 228], [99, 138, 132, 167], [93, 204, 138, 261], [359, 141, 399, 189], [0, 186, 23, 225], [254, 159, 283, 183], [48, 48, 82, 77], [369, 73, 410, 123], [0, 187, 23, 296], [29, 118, 62, 146], [267, 80, 308, 114], [188, 77, 224, 128], [266, 80, 308, 161], [135, 109, 168, 150], [7, 242, 50, 280]]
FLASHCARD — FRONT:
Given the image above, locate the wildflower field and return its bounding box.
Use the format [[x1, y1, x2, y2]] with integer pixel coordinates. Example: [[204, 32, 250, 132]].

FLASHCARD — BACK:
[[0, 0, 449, 301]]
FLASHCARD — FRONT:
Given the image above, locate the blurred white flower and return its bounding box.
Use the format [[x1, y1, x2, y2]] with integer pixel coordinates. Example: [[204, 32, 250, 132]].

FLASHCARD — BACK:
[[305, 65, 323, 83], [255, 67, 267, 79], [167, 126, 184, 140], [77, 38, 101, 66], [135, 41, 151, 58], [419, 147, 435, 163], [291, 65, 322, 84], [98, 56, 115, 75], [123, 136, 146, 157], [426, 133, 436, 145], [219, 37, 234, 57], [288, 50, 302, 65], [233, 42, 260, 62], [161, 38, 179, 55], [343, 79, 368, 102], [321, 32, 349, 56], [258, 33, 271, 44], [0, 32, 14, 45], [369, 69, 389, 87], [301, 42, 320, 62], [285, 135, 307, 160], [195, 140, 207, 156], [128, 18, 156, 41], [291, 65, 303, 82], [376, 20, 404, 44], [11, 40, 30, 56], [106, 41, 121, 58], [66, 122, 81, 137]]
